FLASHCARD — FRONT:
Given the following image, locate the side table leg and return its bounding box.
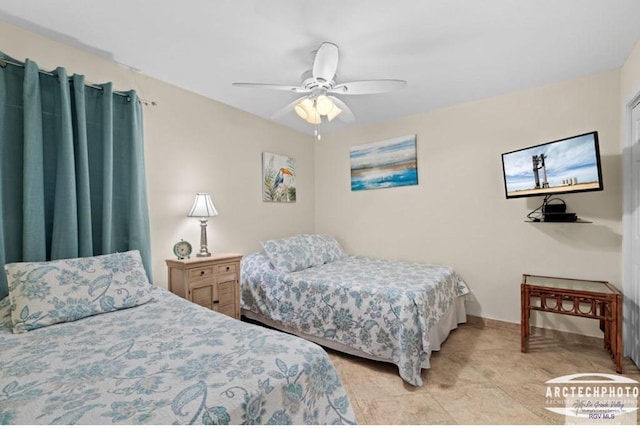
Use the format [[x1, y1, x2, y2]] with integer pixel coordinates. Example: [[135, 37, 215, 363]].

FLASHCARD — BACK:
[[614, 296, 622, 373], [602, 301, 611, 352], [521, 284, 529, 353]]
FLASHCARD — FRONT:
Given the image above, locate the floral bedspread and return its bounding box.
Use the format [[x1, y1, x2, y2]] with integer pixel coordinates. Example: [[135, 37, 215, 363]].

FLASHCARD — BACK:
[[0, 288, 356, 425], [241, 252, 469, 387]]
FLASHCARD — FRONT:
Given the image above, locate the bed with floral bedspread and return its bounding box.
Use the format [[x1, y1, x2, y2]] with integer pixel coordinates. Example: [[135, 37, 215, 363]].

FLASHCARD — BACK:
[[241, 235, 470, 387], [0, 251, 355, 425]]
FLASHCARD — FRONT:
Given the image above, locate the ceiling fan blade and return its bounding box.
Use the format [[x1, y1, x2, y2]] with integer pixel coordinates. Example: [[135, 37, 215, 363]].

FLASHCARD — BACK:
[[329, 79, 406, 95], [271, 96, 308, 119], [328, 96, 355, 123], [312, 42, 339, 83], [232, 82, 310, 93]]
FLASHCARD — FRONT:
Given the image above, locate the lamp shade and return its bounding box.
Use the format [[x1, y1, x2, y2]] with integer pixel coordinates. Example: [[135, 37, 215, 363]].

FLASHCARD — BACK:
[[188, 193, 219, 218]]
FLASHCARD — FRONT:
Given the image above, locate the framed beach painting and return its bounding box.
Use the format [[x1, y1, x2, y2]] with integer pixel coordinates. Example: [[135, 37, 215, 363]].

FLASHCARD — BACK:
[[263, 152, 296, 202], [350, 135, 418, 191]]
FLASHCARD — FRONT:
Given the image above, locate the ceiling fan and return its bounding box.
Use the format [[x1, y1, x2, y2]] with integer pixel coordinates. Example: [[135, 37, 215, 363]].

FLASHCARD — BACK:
[[233, 42, 406, 137]]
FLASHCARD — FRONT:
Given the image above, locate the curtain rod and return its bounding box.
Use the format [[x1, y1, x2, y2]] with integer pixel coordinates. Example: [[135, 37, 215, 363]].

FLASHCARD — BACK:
[[0, 57, 157, 107]]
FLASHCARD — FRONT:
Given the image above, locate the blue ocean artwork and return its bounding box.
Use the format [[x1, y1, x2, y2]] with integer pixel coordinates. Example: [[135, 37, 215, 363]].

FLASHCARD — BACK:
[[350, 135, 418, 191]]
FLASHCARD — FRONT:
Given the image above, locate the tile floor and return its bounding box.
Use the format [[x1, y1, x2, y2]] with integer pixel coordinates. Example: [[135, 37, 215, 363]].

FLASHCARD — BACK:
[[326, 323, 640, 425]]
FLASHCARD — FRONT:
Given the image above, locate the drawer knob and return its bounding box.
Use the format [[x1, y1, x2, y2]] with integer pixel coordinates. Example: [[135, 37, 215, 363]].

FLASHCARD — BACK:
[[226, 266, 230, 271], [200, 271, 205, 276]]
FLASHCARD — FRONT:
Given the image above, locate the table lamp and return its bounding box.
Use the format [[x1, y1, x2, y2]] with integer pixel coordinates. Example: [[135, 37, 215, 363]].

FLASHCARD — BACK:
[[188, 193, 219, 257]]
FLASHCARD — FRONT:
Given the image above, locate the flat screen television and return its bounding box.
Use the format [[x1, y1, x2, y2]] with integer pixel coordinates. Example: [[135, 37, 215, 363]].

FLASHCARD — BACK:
[[501, 131, 603, 199]]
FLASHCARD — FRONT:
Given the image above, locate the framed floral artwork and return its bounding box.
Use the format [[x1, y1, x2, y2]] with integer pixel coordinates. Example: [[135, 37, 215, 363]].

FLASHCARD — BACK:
[[263, 152, 296, 202]]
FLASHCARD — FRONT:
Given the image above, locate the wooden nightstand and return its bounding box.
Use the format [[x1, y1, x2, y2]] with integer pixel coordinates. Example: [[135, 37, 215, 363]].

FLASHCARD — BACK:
[[166, 253, 242, 319]]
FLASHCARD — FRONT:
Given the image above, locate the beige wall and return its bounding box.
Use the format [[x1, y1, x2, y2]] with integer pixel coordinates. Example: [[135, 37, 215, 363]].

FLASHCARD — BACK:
[[0, 22, 315, 288], [316, 71, 622, 336], [621, 40, 640, 105]]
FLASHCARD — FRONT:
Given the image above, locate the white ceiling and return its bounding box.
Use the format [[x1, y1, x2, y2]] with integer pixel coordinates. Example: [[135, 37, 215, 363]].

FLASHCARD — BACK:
[[2, 0, 640, 136]]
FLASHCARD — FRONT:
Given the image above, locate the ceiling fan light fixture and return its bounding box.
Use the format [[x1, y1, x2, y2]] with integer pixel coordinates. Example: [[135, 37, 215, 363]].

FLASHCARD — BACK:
[[294, 104, 308, 120], [294, 98, 314, 120], [315, 94, 334, 116], [326, 105, 342, 122], [305, 109, 321, 124]]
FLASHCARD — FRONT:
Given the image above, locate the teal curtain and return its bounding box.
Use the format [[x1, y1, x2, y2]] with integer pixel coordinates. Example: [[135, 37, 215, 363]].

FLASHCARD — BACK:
[[0, 54, 152, 299]]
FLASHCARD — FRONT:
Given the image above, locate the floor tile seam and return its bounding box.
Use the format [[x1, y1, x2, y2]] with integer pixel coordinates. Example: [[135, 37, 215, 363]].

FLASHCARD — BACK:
[[448, 384, 549, 425], [441, 351, 500, 384], [460, 362, 548, 391], [427, 387, 496, 425], [493, 383, 564, 425], [457, 352, 568, 384], [445, 340, 520, 354], [429, 356, 489, 381], [417, 390, 459, 425]]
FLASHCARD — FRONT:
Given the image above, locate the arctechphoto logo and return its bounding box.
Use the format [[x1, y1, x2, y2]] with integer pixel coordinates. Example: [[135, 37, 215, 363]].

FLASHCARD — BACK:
[[544, 373, 638, 425]]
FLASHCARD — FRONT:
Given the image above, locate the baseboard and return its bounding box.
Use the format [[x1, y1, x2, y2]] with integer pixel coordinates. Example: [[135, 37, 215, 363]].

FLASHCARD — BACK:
[[466, 315, 519, 331], [465, 315, 604, 347]]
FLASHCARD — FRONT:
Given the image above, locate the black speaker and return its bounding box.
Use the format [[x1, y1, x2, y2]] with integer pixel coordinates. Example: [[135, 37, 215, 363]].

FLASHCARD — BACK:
[[543, 202, 567, 213]]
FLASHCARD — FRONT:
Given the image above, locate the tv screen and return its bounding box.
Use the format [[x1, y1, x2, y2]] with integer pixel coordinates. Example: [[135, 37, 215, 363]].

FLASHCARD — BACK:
[[501, 131, 603, 199]]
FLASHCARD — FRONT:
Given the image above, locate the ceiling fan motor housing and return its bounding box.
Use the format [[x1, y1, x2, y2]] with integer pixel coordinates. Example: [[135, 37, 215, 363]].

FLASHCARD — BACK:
[[300, 69, 335, 93]]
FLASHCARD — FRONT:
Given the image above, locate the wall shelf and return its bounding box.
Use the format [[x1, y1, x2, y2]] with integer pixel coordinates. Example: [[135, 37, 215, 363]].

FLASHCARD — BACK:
[[526, 219, 592, 223]]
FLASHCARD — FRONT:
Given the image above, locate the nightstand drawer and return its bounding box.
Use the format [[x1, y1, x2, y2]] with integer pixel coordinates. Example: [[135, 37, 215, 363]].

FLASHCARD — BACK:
[[217, 272, 237, 283], [215, 263, 237, 274], [189, 266, 215, 281]]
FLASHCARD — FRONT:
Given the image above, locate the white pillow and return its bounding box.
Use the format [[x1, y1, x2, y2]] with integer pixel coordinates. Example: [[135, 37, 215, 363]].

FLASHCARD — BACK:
[[261, 235, 318, 272], [261, 234, 347, 273], [5, 250, 153, 334], [300, 234, 347, 263]]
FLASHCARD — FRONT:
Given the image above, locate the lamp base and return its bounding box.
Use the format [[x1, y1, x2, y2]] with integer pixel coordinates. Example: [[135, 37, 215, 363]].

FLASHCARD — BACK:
[[197, 218, 212, 257]]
